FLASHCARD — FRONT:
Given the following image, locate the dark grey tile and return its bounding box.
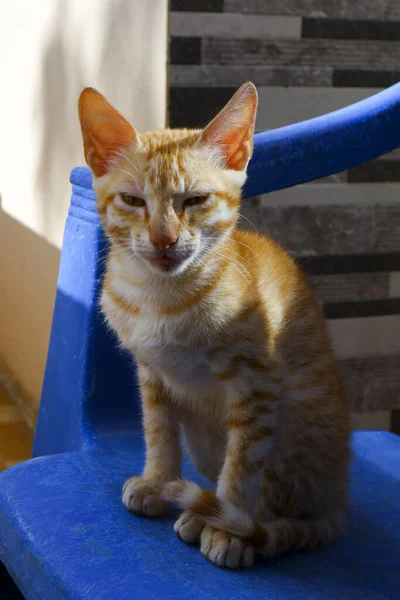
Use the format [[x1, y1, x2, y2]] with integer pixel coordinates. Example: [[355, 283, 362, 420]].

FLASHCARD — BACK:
[[170, 11, 301, 39], [348, 160, 400, 183], [390, 409, 400, 434], [309, 273, 389, 303], [309, 171, 347, 183], [307, 261, 397, 319], [339, 355, 400, 412], [239, 203, 400, 256], [171, 0, 223, 11], [203, 38, 400, 69], [169, 87, 236, 128], [302, 18, 400, 41], [298, 253, 400, 275], [239, 204, 375, 256], [374, 206, 400, 254], [381, 148, 400, 160], [324, 298, 400, 319], [169, 37, 201, 65], [333, 69, 400, 87], [225, 0, 400, 21], [168, 65, 332, 87], [352, 410, 391, 430]]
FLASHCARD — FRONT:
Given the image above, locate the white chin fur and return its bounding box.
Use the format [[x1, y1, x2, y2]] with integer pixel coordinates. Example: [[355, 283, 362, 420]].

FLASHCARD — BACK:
[[145, 256, 194, 277]]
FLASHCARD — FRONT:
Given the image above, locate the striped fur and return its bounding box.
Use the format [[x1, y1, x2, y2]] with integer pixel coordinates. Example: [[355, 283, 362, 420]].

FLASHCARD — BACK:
[[78, 83, 350, 569]]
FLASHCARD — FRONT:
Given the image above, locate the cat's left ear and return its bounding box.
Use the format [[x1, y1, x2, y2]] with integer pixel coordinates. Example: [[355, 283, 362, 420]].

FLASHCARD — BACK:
[[200, 82, 258, 171], [78, 87, 138, 177]]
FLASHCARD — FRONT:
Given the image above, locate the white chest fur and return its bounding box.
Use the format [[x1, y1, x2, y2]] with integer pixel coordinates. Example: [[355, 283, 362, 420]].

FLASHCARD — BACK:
[[101, 284, 225, 405], [137, 315, 220, 391]]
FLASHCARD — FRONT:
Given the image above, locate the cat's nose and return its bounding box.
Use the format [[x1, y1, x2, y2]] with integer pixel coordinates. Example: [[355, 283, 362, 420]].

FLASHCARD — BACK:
[[150, 232, 179, 250]]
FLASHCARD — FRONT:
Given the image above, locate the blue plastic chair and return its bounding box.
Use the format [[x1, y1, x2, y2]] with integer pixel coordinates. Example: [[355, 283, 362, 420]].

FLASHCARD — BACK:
[[1, 85, 400, 600]]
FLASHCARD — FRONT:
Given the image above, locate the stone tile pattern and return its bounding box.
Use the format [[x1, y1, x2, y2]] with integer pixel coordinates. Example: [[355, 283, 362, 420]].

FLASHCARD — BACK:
[[309, 273, 389, 304], [302, 17, 400, 41], [171, 0, 224, 11], [202, 38, 400, 70], [224, 0, 400, 21], [340, 356, 400, 413], [168, 8, 400, 179], [168, 3, 400, 414], [169, 65, 332, 88], [239, 201, 400, 257]]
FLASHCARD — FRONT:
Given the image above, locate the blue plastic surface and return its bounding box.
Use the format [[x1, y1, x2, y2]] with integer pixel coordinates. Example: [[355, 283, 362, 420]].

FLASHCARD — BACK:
[[1, 432, 400, 599], [33, 169, 141, 458], [1, 86, 400, 599]]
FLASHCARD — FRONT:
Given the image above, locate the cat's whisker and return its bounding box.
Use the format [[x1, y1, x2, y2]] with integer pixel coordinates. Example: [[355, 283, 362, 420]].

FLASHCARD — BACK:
[[106, 148, 139, 172], [214, 246, 254, 282], [213, 250, 256, 294], [232, 239, 260, 257], [204, 235, 259, 258], [237, 212, 259, 232]]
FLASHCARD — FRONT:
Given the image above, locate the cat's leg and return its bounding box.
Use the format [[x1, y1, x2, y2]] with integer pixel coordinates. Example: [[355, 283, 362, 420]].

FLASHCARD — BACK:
[[123, 362, 181, 517], [199, 364, 283, 568], [216, 379, 281, 509], [181, 419, 225, 484], [174, 420, 225, 544], [164, 360, 283, 566]]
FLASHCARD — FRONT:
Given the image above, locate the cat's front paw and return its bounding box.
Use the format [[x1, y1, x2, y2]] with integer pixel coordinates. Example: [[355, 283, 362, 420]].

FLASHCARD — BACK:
[[174, 510, 205, 544], [200, 525, 255, 569], [122, 476, 167, 517]]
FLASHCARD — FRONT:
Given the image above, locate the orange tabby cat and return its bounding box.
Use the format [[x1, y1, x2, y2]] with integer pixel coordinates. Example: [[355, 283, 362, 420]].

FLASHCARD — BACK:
[[78, 83, 350, 569]]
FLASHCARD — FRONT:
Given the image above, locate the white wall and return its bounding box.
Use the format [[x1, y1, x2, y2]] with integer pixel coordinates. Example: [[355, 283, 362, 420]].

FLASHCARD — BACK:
[[0, 0, 168, 416]]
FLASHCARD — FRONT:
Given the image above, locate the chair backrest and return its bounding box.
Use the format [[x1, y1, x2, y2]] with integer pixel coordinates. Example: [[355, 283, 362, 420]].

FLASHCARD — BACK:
[[244, 82, 400, 197], [33, 169, 142, 458], [33, 84, 400, 458]]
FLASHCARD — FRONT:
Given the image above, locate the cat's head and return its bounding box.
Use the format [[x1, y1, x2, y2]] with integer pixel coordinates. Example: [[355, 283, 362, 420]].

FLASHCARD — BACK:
[[78, 83, 258, 276]]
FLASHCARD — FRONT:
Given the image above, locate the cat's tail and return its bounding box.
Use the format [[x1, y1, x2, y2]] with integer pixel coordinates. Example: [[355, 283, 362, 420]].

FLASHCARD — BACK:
[[163, 479, 344, 557]]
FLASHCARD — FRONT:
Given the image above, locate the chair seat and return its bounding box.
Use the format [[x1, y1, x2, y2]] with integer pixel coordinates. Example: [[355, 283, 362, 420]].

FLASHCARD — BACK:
[[0, 431, 399, 600]]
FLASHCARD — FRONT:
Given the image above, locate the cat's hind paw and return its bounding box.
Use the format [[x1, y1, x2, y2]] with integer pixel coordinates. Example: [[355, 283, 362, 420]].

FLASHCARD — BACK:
[[200, 525, 255, 569], [122, 476, 167, 517]]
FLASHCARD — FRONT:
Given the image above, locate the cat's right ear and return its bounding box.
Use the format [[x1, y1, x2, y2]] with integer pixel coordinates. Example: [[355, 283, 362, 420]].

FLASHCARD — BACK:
[[199, 82, 257, 172], [78, 88, 137, 177]]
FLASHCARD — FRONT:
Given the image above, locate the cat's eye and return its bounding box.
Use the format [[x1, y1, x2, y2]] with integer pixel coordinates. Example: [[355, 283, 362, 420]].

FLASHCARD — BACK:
[[184, 195, 209, 208], [120, 193, 146, 208]]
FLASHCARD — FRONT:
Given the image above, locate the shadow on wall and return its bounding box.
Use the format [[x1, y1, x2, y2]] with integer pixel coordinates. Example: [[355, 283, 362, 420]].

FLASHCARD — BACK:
[[0, 205, 60, 417], [34, 0, 166, 244]]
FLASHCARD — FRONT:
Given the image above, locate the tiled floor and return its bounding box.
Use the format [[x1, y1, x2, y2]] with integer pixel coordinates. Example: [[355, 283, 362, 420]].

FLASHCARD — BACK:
[[0, 385, 34, 472]]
